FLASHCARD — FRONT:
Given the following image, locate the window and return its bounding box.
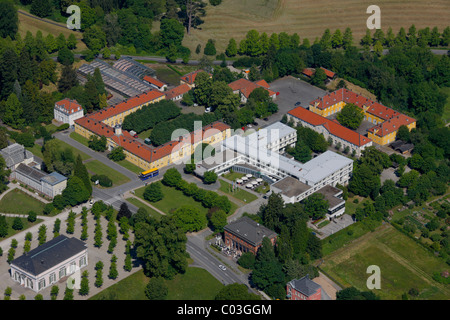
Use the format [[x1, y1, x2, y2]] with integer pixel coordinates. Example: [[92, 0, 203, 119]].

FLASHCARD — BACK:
[[38, 278, 46, 290], [70, 261, 76, 274], [59, 267, 66, 279], [49, 273, 56, 284], [79, 255, 87, 267]]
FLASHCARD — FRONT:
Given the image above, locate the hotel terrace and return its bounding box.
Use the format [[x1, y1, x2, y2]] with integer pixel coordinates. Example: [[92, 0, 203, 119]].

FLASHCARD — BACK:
[[308, 88, 416, 146]]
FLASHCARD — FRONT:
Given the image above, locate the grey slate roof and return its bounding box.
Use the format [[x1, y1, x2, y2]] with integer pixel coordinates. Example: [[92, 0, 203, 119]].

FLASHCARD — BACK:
[[11, 235, 87, 276], [0, 143, 33, 168], [288, 275, 322, 297], [15, 163, 47, 183], [224, 217, 277, 247]]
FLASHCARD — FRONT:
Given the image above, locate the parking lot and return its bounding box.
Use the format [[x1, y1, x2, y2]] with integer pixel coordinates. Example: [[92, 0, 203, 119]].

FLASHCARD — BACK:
[[263, 76, 327, 125]]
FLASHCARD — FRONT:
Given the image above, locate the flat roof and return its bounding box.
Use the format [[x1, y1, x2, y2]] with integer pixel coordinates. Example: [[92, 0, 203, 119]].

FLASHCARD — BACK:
[[315, 185, 344, 209], [272, 176, 311, 198], [223, 135, 353, 185], [247, 122, 296, 146]]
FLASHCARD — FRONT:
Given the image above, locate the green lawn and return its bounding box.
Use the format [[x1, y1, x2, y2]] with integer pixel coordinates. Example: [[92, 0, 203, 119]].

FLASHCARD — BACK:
[[116, 159, 144, 175], [320, 225, 450, 300], [222, 171, 245, 181], [135, 184, 209, 216], [322, 221, 376, 256], [89, 267, 223, 300], [218, 180, 258, 204], [125, 197, 163, 220], [54, 139, 91, 161], [166, 267, 223, 300], [0, 189, 46, 215], [25, 143, 44, 159], [85, 160, 131, 187], [2, 217, 44, 239], [69, 131, 89, 147], [137, 128, 153, 140]]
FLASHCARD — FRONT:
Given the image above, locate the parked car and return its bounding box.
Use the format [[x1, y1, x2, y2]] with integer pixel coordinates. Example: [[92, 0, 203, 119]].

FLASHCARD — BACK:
[[264, 117, 269, 121], [247, 124, 252, 128], [295, 101, 301, 106], [253, 121, 258, 126], [133, 134, 138, 138]]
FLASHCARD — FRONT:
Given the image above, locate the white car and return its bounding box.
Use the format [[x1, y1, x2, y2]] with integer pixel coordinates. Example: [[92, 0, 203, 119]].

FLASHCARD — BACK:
[[219, 265, 227, 271]]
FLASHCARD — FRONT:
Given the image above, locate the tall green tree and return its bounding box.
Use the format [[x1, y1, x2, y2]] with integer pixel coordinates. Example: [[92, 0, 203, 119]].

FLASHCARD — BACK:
[[74, 155, 92, 196], [0, 0, 18, 39], [336, 103, 364, 130]]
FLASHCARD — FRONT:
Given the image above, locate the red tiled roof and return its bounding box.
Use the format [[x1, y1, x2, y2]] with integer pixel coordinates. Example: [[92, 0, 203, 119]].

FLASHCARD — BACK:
[[180, 69, 211, 85], [302, 67, 335, 78], [255, 79, 270, 89], [310, 88, 416, 136], [55, 99, 83, 114], [228, 78, 276, 99], [368, 114, 416, 137], [75, 118, 230, 164], [143, 76, 166, 88], [165, 84, 191, 100], [74, 117, 115, 138], [288, 106, 372, 147], [320, 67, 336, 78], [88, 89, 165, 122], [302, 68, 315, 77]]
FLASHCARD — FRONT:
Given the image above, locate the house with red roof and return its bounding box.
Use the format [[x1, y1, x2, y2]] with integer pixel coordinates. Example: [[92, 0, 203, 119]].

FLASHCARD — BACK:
[[165, 84, 192, 101], [301, 67, 336, 81], [287, 106, 372, 157], [309, 88, 416, 145], [180, 69, 212, 88], [54, 99, 84, 126], [143, 75, 167, 91], [228, 78, 277, 103], [88, 89, 165, 127]]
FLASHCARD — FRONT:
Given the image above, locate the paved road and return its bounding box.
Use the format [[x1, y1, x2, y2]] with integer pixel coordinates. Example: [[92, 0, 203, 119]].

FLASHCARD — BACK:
[[54, 129, 143, 212]]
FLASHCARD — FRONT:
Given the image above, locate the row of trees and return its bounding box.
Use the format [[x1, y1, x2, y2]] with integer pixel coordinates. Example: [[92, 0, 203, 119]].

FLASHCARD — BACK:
[[122, 100, 181, 133]]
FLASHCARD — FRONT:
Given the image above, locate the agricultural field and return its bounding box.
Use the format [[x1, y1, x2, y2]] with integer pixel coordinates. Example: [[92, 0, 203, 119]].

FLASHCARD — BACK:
[[17, 10, 86, 52], [182, 0, 450, 56], [320, 224, 450, 300]]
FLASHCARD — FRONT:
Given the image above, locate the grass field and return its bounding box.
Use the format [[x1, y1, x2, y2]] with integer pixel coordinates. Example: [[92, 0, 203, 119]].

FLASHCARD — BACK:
[[17, 9, 87, 52], [25, 143, 44, 159], [320, 224, 450, 300], [2, 216, 43, 239], [85, 160, 131, 187], [69, 132, 89, 147], [134, 184, 209, 216], [218, 180, 258, 204], [0, 189, 46, 215], [125, 197, 163, 220], [54, 139, 91, 161], [116, 159, 144, 175], [181, 0, 450, 56], [89, 267, 223, 300]]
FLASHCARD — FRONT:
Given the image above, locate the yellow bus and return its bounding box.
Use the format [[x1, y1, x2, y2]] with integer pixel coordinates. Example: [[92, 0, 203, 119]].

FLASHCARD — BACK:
[[139, 168, 159, 180]]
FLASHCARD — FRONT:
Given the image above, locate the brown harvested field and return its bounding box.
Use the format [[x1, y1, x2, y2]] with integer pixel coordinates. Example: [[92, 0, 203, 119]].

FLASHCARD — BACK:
[[182, 0, 450, 57], [18, 10, 87, 52]]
